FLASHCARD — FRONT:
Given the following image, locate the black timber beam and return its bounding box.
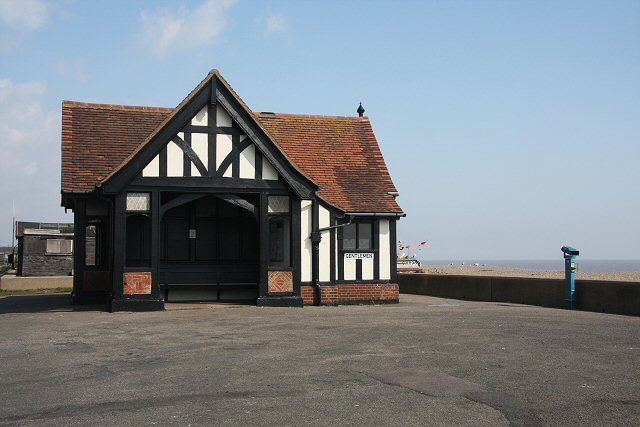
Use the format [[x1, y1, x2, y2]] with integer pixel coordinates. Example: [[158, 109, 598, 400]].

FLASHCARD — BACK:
[[215, 81, 317, 199]]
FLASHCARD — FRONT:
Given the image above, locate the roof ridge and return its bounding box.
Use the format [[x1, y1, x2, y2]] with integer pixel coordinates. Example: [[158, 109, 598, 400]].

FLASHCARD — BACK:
[[253, 112, 368, 120], [62, 100, 173, 112]]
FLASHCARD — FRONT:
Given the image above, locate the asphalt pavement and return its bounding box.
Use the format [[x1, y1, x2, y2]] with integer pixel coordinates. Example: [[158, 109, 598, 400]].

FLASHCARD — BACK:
[[0, 293, 638, 426]]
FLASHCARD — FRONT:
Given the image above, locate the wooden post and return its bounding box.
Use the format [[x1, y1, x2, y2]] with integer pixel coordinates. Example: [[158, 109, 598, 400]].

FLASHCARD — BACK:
[[112, 193, 126, 302], [259, 192, 269, 298], [72, 198, 86, 304], [151, 189, 160, 299], [291, 197, 302, 297]]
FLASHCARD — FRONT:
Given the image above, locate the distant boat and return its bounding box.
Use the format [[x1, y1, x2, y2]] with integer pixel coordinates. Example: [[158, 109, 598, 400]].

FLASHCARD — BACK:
[[397, 256, 422, 273]]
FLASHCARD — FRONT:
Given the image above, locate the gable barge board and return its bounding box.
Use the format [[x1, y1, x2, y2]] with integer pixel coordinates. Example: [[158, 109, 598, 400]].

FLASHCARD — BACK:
[[215, 84, 317, 200], [102, 84, 212, 194], [102, 77, 317, 201]]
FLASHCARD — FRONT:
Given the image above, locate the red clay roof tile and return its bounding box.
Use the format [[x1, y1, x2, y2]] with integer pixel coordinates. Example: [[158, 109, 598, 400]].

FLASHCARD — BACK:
[[61, 98, 402, 214]]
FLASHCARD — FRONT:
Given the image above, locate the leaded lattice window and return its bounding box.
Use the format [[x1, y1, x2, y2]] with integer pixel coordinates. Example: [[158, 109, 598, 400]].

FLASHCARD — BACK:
[[268, 196, 290, 214], [126, 193, 150, 212]]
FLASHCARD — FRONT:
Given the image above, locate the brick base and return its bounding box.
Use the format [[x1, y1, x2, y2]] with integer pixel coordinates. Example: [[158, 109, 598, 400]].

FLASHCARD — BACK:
[[301, 283, 399, 306], [123, 272, 152, 295], [268, 271, 293, 293]]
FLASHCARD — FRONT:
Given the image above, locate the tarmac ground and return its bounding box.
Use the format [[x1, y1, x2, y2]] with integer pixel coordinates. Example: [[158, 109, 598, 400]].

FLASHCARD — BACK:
[[0, 293, 638, 426]]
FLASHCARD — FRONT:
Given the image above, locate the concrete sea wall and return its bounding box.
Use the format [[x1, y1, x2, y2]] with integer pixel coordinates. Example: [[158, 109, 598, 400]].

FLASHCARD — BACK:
[[0, 275, 73, 291], [399, 273, 640, 316]]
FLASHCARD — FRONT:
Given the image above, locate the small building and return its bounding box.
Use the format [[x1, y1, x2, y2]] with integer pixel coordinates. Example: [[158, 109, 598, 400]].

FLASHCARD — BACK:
[[15, 221, 74, 276], [0, 247, 12, 267], [61, 69, 404, 311]]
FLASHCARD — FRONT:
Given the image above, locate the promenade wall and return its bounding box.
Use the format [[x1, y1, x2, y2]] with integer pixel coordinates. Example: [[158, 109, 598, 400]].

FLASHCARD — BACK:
[[399, 273, 639, 316]]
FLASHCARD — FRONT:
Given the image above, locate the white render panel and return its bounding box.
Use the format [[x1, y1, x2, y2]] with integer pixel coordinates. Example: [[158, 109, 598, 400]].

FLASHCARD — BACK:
[[301, 200, 313, 282], [379, 220, 391, 280], [167, 138, 183, 177], [216, 134, 233, 177], [191, 106, 208, 125], [239, 137, 255, 179], [262, 157, 279, 180], [344, 256, 356, 280], [217, 104, 233, 127], [142, 154, 159, 177], [335, 232, 339, 280], [318, 205, 330, 282], [191, 133, 208, 176], [362, 257, 374, 280]]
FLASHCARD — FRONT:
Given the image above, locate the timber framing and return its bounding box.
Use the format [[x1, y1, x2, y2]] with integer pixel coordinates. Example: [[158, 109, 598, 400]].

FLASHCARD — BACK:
[[60, 68, 403, 311], [101, 72, 317, 200]]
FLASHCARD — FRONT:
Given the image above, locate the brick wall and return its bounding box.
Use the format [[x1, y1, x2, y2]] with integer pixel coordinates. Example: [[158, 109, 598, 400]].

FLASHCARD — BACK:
[[268, 271, 293, 293], [123, 272, 152, 295], [301, 283, 399, 306]]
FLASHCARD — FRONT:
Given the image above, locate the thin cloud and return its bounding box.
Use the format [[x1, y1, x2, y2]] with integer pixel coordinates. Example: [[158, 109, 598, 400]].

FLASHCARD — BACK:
[[265, 10, 287, 34], [0, 0, 49, 31], [139, 0, 237, 57], [54, 59, 90, 82], [0, 78, 65, 244], [0, 78, 58, 173]]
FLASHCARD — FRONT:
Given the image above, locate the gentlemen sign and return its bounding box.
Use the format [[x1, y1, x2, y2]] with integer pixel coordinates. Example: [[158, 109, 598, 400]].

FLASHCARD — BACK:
[[345, 253, 374, 260]]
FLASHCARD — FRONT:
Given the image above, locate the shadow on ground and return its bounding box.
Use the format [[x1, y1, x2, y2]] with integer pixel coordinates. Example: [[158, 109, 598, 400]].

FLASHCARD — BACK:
[[0, 293, 104, 314]]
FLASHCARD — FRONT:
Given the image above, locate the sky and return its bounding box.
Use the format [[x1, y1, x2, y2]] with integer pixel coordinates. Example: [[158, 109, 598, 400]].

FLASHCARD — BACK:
[[0, 0, 638, 260]]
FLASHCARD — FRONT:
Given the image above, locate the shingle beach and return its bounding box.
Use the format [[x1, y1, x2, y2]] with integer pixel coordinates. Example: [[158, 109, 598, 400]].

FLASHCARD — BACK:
[[421, 264, 640, 282]]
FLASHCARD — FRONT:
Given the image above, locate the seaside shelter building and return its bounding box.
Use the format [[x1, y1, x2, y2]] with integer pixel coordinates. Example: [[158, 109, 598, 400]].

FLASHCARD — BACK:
[[60, 69, 404, 311]]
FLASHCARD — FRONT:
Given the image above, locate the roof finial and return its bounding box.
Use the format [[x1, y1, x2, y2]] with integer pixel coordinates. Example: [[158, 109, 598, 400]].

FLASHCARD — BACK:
[[357, 102, 365, 117]]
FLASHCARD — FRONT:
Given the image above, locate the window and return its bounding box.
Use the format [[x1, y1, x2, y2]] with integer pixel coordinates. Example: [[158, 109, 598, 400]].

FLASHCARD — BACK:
[[126, 193, 151, 267], [269, 217, 290, 266], [268, 196, 290, 213], [85, 200, 108, 268], [46, 239, 73, 254], [268, 196, 291, 268], [126, 192, 150, 212], [126, 214, 151, 267], [85, 225, 99, 266], [341, 222, 372, 250]]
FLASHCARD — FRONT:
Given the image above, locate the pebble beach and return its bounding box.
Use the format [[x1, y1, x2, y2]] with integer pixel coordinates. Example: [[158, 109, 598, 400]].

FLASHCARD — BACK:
[[421, 264, 640, 282]]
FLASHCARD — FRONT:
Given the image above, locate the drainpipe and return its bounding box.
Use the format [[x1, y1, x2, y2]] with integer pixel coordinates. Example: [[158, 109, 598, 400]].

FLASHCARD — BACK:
[[310, 230, 322, 305], [310, 212, 352, 306]]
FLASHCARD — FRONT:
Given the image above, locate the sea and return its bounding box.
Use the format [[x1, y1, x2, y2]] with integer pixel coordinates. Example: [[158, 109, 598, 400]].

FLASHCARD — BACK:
[[420, 259, 640, 273]]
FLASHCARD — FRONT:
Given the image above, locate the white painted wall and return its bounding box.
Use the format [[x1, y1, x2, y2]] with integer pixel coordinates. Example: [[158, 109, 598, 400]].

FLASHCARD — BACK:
[[335, 232, 339, 280], [318, 205, 331, 282], [379, 219, 391, 280], [239, 137, 255, 179], [191, 106, 208, 126], [344, 255, 356, 280], [362, 257, 374, 280], [142, 154, 159, 177], [216, 134, 233, 177], [191, 132, 208, 176], [262, 157, 278, 180], [217, 104, 233, 127], [167, 136, 183, 177], [300, 200, 313, 282]]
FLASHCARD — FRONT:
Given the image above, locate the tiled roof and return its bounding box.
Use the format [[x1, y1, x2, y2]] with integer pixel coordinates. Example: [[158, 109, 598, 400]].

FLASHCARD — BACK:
[[61, 101, 171, 192], [254, 113, 401, 213], [61, 93, 402, 214]]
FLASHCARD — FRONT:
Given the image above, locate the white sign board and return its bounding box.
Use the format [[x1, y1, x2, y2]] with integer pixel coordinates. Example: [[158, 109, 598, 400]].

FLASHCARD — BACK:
[[344, 253, 374, 260]]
